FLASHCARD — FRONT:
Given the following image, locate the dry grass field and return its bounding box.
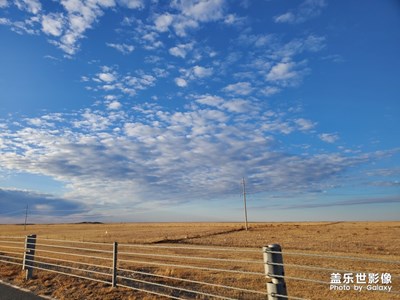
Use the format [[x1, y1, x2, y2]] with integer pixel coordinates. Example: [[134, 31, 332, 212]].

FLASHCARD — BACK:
[[0, 221, 399, 299]]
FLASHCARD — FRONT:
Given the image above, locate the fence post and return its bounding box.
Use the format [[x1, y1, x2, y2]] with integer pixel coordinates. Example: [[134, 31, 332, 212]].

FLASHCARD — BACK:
[[22, 234, 36, 280], [263, 244, 287, 300], [112, 241, 118, 287]]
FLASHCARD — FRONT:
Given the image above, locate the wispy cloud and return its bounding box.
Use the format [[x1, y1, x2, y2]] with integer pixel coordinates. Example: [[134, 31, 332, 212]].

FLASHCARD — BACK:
[[152, 0, 227, 38], [319, 133, 339, 143], [223, 82, 253, 96], [172, 0, 226, 22], [106, 42, 135, 54], [266, 60, 309, 87], [0, 0, 8, 8], [1, 0, 144, 55], [84, 66, 157, 98], [284, 196, 400, 209], [169, 42, 194, 58], [0, 97, 390, 212], [117, 0, 144, 9], [227, 33, 325, 96], [274, 0, 327, 24], [15, 0, 42, 14]]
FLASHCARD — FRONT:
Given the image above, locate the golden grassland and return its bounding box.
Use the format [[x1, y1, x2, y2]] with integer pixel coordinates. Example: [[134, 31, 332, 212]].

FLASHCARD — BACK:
[[0, 221, 399, 299]]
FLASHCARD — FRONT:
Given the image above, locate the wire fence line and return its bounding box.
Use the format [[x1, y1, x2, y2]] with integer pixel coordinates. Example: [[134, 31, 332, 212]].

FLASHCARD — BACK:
[[27, 242, 114, 254], [0, 235, 268, 299], [118, 267, 268, 296], [268, 250, 400, 264], [118, 243, 262, 253], [118, 257, 265, 276], [0, 236, 25, 268], [117, 273, 237, 300], [117, 250, 263, 265], [0, 235, 399, 299]]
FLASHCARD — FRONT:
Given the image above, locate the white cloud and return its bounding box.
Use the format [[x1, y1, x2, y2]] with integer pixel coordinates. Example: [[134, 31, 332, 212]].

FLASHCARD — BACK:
[[175, 77, 188, 87], [319, 133, 339, 143], [169, 43, 194, 58], [117, 0, 143, 9], [98, 72, 116, 82], [274, 12, 295, 24], [303, 35, 326, 52], [0, 102, 385, 210], [262, 86, 281, 96], [172, 16, 198, 37], [85, 66, 158, 99], [6, 0, 143, 55], [153, 0, 227, 37], [294, 118, 316, 131], [238, 33, 273, 49], [2, 0, 226, 54], [169, 46, 186, 58], [139, 74, 156, 86], [192, 65, 213, 78], [0, 17, 11, 25], [222, 99, 252, 113], [224, 13, 245, 26], [0, 0, 8, 8], [173, 0, 225, 22], [262, 120, 294, 135], [50, 0, 116, 54], [126, 74, 156, 89], [195, 94, 253, 113], [104, 95, 117, 101], [106, 43, 135, 54], [15, 0, 42, 14], [266, 62, 296, 81], [266, 61, 309, 87], [41, 13, 65, 37], [107, 100, 122, 110], [154, 13, 174, 32], [195, 95, 224, 107], [273, 35, 326, 59], [0, 15, 40, 35], [274, 0, 326, 24], [223, 82, 253, 96]]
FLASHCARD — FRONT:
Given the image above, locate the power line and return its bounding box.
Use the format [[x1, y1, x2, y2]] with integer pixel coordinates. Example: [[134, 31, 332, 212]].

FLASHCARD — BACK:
[[242, 177, 248, 231]]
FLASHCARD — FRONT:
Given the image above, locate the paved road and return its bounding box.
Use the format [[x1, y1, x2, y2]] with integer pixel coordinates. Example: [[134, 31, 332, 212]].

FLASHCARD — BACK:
[[0, 282, 49, 300]]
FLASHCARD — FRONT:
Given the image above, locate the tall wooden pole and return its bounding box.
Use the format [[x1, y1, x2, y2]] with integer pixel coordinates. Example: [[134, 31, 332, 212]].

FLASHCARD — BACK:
[[242, 178, 248, 231], [24, 205, 28, 231]]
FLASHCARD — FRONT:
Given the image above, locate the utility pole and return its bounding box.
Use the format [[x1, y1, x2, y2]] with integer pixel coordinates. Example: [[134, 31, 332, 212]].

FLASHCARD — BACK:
[[24, 205, 28, 231], [242, 177, 248, 231]]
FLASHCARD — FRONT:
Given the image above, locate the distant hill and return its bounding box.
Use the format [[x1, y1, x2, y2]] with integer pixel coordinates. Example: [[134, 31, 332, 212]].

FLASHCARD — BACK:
[[75, 221, 104, 224]]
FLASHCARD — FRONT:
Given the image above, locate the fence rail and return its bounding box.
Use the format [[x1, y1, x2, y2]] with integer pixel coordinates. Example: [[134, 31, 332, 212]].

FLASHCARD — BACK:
[[0, 235, 399, 299], [0, 236, 25, 268]]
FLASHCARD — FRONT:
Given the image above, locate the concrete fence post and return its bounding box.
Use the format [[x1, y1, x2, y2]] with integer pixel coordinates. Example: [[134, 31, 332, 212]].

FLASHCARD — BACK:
[[22, 234, 37, 280], [112, 242, 118, 287], [263, 244, 287, 300]]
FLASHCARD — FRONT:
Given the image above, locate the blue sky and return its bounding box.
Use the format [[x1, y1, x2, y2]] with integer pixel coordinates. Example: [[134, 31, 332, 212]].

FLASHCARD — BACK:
[[0, 0, 399, 223]]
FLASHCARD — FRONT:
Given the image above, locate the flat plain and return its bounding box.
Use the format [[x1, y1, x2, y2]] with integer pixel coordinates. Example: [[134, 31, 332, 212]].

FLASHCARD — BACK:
[[0, 221, 399, 299]]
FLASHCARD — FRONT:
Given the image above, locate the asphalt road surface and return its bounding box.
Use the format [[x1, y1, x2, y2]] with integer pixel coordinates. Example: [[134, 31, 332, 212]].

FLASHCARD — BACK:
[[0, 282, 49, 300]]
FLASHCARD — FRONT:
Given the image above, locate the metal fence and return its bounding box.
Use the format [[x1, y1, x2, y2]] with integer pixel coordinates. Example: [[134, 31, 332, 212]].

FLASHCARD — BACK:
[[0, 235, 399, 299], [264, 244, 400, 300], [0, 235, 268, 299]]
